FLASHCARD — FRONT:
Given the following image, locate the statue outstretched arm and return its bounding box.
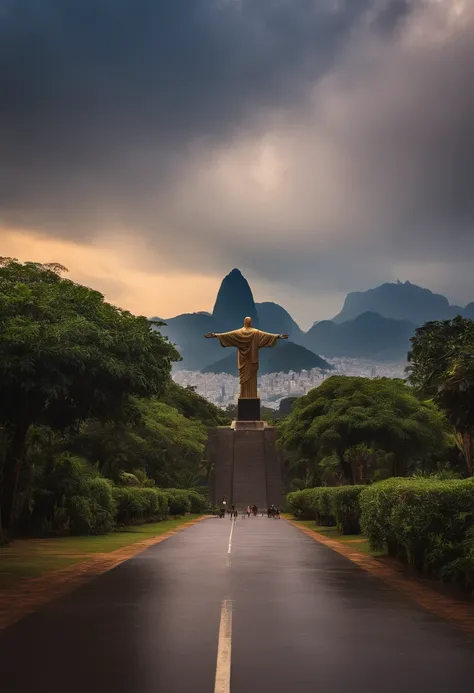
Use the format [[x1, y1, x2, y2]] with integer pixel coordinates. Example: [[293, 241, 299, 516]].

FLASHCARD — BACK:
[[206, 329, 241, 347], [257, 330, 288, 348]]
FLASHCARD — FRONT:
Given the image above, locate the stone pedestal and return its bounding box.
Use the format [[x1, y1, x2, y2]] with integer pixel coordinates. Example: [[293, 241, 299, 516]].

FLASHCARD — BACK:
[[207, 425, 282, 510], [237, 397, 260, 421]]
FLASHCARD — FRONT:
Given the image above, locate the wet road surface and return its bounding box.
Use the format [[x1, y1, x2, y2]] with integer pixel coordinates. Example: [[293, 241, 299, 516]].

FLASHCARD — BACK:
[[0, 516, 473, 693]]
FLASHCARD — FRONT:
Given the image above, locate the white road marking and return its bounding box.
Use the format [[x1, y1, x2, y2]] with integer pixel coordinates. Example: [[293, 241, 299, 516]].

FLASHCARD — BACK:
[[228, 516, 235, 555], [214, 599, 233, 693]]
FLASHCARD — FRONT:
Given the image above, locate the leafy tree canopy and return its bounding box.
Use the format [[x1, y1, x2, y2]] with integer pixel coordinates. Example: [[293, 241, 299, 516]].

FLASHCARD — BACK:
[[161, 380, 230, 427], [0, 259, 179, 530], [407, 316, 474, 473], [278, 376, 448, 485]]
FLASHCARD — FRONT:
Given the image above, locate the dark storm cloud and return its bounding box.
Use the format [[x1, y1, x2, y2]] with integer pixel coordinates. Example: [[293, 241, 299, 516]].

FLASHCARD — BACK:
[[1, 0, 474, 309], [372, 0, 412, 33], [0, 0, 377, 230]]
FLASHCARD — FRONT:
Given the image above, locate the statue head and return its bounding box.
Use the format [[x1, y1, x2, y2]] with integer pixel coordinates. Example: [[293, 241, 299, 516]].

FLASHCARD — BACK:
[[243, 316, 252, 328]]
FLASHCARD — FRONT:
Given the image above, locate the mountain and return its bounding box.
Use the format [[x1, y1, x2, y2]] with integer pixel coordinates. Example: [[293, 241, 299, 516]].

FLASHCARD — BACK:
[[152, 312, 221, 371], [464, 303, 474, 320], [256, 302, 305, 344], [212, 268, 259, 331], [333, 281, 463, 325], [202, 340, 333, 375], [153, 268, 329, 371], [154, 272, 471, 370], [304, 311, 417, 359]]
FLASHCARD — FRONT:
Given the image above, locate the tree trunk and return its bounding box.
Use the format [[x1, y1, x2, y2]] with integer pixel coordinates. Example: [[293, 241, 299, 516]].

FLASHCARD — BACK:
[[1, 423, 30, 534], [458, 431, 474, 475], [340, 453, 354, 485]]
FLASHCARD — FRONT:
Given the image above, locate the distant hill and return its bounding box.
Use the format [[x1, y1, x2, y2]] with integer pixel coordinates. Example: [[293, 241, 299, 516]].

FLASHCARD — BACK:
[[151, 312, 221, 371], [153, 273, 474, 370], [153, 268, 327, 371], [333, 281, 464, 325], [212, 268, 259, 331], [304, 311, 417, 359], [256, 302, 305, 344], [202, 340, 333, 376], [464, 303, 474, 320]]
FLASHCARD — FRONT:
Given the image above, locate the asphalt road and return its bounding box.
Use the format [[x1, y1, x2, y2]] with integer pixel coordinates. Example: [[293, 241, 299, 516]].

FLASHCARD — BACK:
[[0, 516, 473, 693]]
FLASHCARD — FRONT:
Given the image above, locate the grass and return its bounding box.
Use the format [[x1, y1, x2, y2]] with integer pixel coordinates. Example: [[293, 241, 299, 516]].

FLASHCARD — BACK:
[[290, 518, 387, 558], [0, 515, 202, 590]]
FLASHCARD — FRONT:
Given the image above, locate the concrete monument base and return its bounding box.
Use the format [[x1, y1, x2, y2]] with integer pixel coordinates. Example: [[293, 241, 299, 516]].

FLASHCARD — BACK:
[[237, 397, 260, 421], [207, 424, 282, 510]]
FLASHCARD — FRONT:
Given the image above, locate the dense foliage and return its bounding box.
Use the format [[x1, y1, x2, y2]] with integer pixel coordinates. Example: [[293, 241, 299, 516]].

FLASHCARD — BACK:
[[360, 478, 474, 590], [408, 316, 474, 473], [0, 260, 226, 541], [288, 477, 474, 592], [287, 486, 363, 534], [278, 376, 449, 486]]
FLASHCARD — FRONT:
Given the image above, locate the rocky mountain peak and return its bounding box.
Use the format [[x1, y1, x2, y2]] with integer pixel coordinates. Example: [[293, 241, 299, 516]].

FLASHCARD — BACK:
[[212, 268, 259, 331]]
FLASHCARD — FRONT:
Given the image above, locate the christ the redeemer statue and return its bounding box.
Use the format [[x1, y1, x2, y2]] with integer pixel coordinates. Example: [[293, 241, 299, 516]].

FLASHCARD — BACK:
[[205, 317, 288, 399]]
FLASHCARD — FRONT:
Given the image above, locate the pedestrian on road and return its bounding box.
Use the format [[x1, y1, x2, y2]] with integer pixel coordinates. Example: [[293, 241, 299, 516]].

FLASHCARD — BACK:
[[247, 505, 251, 518]]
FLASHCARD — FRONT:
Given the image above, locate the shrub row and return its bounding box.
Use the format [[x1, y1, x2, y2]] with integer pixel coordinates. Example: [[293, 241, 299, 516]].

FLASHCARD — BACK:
[[113, 487, 170, 526], [288, 478, 474, 590], [100, 486, 209, 529], [287, 486, 363, 534], [359, 478, 474, 589], [30, 481, 208, 536]]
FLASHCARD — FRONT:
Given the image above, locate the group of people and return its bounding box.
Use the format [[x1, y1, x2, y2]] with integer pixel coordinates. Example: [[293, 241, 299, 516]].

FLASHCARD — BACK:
[[245, 504, 281, 518], [217, 503, 281, 519]]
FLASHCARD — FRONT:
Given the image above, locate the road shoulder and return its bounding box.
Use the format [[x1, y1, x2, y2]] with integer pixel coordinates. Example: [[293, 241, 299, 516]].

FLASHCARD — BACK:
[[0, 515, 208, 631], [288, 518, 474, 637]]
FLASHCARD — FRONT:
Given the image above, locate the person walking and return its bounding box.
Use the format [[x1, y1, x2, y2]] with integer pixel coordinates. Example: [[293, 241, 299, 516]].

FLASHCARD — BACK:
[[247, 505, 251, 518]]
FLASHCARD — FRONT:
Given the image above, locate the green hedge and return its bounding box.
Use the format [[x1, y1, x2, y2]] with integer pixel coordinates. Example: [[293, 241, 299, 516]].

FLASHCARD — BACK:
[[359, 478, 474, 588], [287, 489, 316, 520], [113, 487, 209, 525], [68, 477, 116, 535], [25, 454, 208, 535], [113, 487, 169, 525], [289, 479, 474, 591], [287, 486, 363, 534]]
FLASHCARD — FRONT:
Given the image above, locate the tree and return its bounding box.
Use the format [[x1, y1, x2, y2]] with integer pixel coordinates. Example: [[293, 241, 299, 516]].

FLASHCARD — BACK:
[[0, 259, 179, 533], [407, 316, 474, 473], [278, 376, 448, 485], [161, 380, 230, 427]]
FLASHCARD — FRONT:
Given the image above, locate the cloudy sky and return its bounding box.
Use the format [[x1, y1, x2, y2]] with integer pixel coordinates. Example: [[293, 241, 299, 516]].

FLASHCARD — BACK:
[[1, 0, 473, 328]]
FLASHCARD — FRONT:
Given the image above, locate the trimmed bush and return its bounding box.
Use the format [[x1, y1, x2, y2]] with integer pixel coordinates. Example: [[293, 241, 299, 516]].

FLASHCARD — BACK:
[[187, 490, 209, 513], [287, 486, 363, 534], [26, 456, 116, 536], [113, 487, 168, 525], [165, 489, 192, 515], [287, 489, 316, 520], [72, 476, 116, 535], [329, 486, 363, 534], [359, 478, 474, 588]]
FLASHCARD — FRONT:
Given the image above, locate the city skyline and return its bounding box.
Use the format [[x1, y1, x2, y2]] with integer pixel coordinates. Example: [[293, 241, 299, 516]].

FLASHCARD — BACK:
[[174, 358, 407, 410]]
